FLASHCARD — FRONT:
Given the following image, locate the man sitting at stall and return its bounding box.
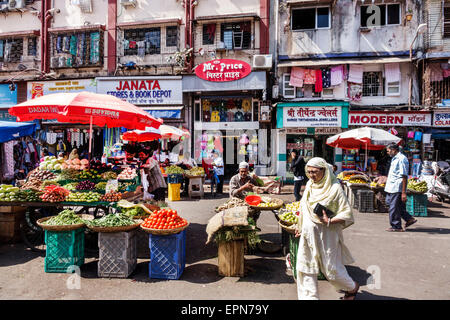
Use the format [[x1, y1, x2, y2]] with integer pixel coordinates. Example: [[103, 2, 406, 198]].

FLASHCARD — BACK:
[[141, 150, 167, 201], [229, 161, 258, 199]]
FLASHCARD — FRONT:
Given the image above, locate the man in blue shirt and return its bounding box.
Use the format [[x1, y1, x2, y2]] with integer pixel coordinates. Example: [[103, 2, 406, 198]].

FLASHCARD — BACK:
[[385, 143, 417, 232]]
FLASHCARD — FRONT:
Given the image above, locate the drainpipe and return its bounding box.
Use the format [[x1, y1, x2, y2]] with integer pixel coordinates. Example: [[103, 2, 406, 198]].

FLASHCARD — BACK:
[[107, 0, 117, 75], [185, 0, 190, 51], [260, 0, 269, 54], [189, 0, 195, 73]]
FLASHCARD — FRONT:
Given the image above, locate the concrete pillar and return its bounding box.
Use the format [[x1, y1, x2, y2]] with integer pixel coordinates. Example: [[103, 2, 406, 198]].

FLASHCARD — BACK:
[[276, 129, 286, 177]]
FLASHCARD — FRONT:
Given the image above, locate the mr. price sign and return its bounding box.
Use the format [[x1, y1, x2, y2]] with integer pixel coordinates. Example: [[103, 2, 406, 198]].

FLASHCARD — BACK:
[[195, 59, 251, 82]]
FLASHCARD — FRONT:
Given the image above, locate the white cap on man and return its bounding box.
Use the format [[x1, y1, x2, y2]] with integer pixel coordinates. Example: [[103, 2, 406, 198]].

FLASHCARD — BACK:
[[239, 161, 249, 169]]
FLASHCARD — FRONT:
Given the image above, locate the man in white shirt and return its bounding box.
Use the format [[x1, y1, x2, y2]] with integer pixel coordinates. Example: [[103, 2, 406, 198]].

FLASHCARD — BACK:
[[385, 143, 417, 232], [212, 150, 224, 194]]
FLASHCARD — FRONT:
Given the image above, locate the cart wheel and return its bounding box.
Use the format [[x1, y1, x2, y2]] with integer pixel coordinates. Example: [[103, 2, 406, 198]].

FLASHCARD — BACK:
[[20, 207, 49, 253]]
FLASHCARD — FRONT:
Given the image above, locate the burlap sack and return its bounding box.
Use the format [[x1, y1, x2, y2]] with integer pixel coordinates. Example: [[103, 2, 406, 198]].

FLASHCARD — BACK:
[[205, 206, 249, 244]]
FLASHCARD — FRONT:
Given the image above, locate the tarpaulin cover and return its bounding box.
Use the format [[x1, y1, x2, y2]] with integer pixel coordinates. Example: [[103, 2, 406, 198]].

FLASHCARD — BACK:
[[0, 120, 36, 143]]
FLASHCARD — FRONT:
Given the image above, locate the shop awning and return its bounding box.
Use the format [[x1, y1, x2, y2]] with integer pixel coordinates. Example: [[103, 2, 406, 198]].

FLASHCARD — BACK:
[[143, 106, 183, 119], [277, 56, 411, 68], [0, 121, 36, 143], [425, 127, 450, 139], [182, 71, 266, 92]]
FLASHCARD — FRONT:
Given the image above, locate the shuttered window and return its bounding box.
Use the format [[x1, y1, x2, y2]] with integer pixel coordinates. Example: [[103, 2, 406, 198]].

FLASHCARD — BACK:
[[444, 4, 450, 38]]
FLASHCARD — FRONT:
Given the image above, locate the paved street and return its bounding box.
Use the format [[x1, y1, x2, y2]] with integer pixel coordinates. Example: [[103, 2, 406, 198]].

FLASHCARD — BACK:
[[1, 185, 449, 300]]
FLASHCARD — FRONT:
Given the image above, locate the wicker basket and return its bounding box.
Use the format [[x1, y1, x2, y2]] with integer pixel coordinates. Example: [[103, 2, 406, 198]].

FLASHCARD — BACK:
[[37, 214, 93, 232], [86, 222, 141, 233], [407, 189, 427, 195], [140, 222, 189, 235], [348, 183, 371, 189], [278, 220, 297, 235], [249, 198, 284, 211]]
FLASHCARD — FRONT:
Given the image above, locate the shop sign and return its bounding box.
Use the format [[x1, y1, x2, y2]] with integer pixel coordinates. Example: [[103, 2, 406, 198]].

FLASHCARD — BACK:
[[96, 77, 182, 105], [283, 106, 342, 128], [286, 127, 342, 135], [287, 143, 314, 150], [27, 79, 97, 100], [195, 59, 251, 82], [433, 111, 450, 127], [0, 109, 16, 122], [0, 84, 17, 107], [349, 112, 432, 127]]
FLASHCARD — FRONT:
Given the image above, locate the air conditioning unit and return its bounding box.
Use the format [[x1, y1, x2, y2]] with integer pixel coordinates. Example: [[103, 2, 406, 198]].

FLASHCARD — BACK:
[[252, 54, 272, 69], [120, 0, 137, 7], [8, 0, 25, 9]]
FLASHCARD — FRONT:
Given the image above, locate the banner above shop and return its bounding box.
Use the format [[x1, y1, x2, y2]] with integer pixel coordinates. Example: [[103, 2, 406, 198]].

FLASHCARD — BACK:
[[0, 84, 17, 107], [96, 77, 182, 105], [282, 106, 342, 128], [27, 79, 97, 100], [349, 111, 432, 127], [433, 111, 450, 127], [195, 59, 251, 82]]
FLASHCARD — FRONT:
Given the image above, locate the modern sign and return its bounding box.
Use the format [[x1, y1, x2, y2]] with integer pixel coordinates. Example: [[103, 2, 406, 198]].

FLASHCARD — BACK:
[[27, 79, 97, 100], [283, 106, 342, 128], [195, 59, 251, 82], [349, 111, 432, 127], [96, 77, 182, 105], [433, 111, 450, 127]]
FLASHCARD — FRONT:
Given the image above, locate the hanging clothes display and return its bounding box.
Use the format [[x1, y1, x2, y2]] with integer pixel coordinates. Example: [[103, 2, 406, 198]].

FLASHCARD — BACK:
[[348, 64, 364, 84], [385, 63, 400, 83], [315, 69, 323, 92], [4, 42, 12, 62], [56, 35, 62, 53], [63, 36, 70, 52], [321, 67, 331, 88], [2, 141, 15, 180], [303, 69, 316, 85], [69, 35, 78, 56], [330, 65, 344, 86], [0, 40, 4, 57], [348, 83, 362, 101], [289, 67, 305, 87], [137, 41, 146, 57], [76, 33, 85, 65]]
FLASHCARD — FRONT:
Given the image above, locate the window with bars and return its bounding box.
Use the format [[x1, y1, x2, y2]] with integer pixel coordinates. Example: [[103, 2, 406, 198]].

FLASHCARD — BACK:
[[202, 23, 216, 45], [124, 27, 161, 55], [360, 4, 400, 27], [27, 37, 37, 56], [0, 38, 23, 63], [50, 31, 103, 68], [444, 4, 450, 38], [292, 7, 330, 30], [220, 21, 252, 49], [362, 72, 384, 96], [166, 26, 178, 47]]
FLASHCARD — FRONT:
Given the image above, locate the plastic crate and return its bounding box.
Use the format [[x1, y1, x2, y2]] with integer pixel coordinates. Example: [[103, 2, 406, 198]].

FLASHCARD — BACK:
[[149, 230, 186, 280], [357, 189, 374, 213], [406, 194, 428, 217], [350, 189, 359, 209], [288, 234, 326, 281], [136, 228, 150, 259], [98, 230, 137, 278], [375, 191, 388, 213], [44, 228, 85, 273], [167, 174, 184, 184]]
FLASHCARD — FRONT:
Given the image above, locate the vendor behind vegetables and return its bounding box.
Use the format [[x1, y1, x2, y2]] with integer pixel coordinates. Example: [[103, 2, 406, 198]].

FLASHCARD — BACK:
[[229, 161, 258, 199]]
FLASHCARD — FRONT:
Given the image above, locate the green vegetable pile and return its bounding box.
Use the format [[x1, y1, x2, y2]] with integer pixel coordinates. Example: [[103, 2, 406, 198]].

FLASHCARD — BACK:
[[66, 191, 102, 203], [101, 171, 117, 180], [407, 179, 428, 193], [63, 182, 78, 191], [58, 169, 79, 181], [85, 212, 136, 227], [165, 165, 184, 174], [122, 206, 147, 217], [16, 190, 43, 202], [95, 182, 107, 191], [42, 209, 85, 226]]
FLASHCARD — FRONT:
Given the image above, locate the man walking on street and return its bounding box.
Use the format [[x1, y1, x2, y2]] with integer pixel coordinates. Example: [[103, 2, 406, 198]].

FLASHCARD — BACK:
[[385, 143, 417, 232]]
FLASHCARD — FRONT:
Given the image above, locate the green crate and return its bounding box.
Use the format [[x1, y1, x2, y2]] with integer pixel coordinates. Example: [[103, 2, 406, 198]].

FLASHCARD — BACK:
[[44, 228, 85, 273], [406, 194, 428, 217], [289, 234, 326, 281]]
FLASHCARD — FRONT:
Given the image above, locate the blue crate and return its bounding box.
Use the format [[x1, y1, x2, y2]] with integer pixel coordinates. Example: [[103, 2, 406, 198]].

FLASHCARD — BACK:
[[406, 194, 428, 217], [167, 174, 184, 184], [149, 230, 186, 280], [44, 228, 85, 273]]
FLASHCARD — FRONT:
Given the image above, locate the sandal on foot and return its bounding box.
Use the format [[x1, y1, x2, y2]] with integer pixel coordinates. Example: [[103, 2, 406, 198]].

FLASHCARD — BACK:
[[386, 227, 404, 232], [340, 282, 360, 300], [405, 218, 417, 228]]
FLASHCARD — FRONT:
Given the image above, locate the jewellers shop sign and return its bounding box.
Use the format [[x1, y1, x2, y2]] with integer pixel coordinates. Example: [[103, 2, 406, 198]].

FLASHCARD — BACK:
[[283, 106, 342, 128], [96, 77, 182, 105], [349, 111, 432, 127], [195, 59, 251, 82]]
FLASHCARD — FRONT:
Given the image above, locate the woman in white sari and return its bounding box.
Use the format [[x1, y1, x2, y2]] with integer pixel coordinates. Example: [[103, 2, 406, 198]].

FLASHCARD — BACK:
[[295, 157, 359, 300]]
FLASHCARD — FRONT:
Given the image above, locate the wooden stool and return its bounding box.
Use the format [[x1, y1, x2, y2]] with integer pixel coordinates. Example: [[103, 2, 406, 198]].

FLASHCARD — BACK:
[[188, 177, 204, 198]]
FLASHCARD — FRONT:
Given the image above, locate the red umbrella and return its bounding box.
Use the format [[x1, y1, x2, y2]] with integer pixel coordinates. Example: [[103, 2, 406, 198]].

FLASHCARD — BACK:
[[9, 91, 163, 161], [122, 127, 162, 142], [9, 91, 162, 130]]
